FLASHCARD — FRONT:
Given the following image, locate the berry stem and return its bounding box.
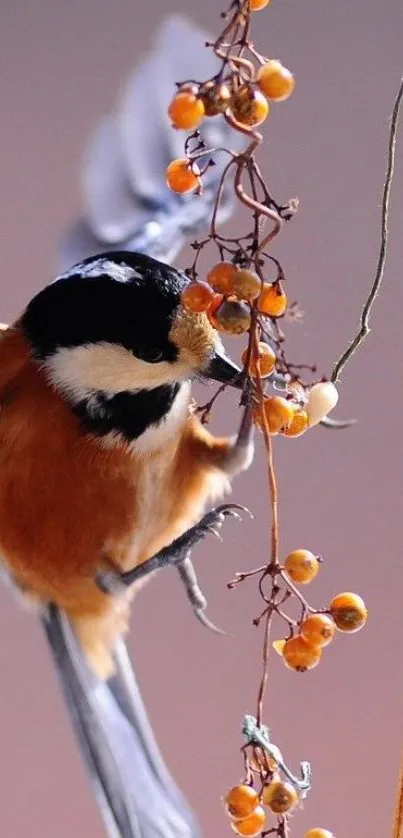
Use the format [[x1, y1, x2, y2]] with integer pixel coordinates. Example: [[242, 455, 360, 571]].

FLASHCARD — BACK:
[[278, 570, 315, 615], [256, 604, 275, 726]]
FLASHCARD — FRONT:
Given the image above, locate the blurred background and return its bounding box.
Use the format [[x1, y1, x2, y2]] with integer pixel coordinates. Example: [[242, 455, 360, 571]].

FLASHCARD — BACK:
[[0, 0, 402, 835]]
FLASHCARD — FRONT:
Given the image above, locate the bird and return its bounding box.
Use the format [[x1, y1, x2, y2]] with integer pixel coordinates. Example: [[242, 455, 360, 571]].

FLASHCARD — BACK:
[[0, 248, 254, 677], [0, 250, 254, 837], [0, 17, 255, 838]]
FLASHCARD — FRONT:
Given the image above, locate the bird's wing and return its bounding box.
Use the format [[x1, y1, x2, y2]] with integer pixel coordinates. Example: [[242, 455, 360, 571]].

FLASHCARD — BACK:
[[59, 15, 243, 271]]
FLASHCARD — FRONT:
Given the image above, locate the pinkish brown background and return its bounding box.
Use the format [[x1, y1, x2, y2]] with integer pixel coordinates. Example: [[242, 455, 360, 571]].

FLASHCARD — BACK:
[[0, 1, 402, 836]]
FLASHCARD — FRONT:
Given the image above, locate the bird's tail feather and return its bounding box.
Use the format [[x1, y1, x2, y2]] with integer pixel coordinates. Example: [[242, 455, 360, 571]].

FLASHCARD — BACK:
[[41, 605, 200, 838]]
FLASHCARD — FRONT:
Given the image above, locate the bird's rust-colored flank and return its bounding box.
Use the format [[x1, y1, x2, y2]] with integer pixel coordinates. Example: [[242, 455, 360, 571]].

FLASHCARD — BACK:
[[0, 326, 234, 676]]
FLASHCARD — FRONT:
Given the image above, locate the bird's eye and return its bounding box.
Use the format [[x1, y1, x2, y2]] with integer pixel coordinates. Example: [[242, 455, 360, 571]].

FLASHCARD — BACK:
[[143, 349, 164, 363]]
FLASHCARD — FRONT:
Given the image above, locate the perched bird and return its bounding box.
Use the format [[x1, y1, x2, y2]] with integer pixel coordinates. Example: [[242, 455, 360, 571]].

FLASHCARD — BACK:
[[0, 250, 253, 838], [0, 249, 253, 678], [0, 17, 253, 838]]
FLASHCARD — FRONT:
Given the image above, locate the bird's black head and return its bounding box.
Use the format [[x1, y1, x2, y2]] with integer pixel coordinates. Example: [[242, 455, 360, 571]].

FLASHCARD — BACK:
[[20, 252, 241, 442]]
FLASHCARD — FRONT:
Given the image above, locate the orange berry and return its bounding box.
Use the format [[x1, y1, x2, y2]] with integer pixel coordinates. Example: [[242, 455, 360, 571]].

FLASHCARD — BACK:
[[201, 81, 231, 116], [258, 282, 287, 317], [249, 0, 271, 9], [181, 281, 215, 313], [254, 396, 294, 434], [232, 269, 262, 301], [207, 262, 238, 294], [284, 549, 320, 584], [241, 343, 276, 378], [225, 785, 259, 819], [168, 91, 205, 130], [207, 293, 224, 328], [230, 807, 266, 837], [166, 159, 200, 194], [304, 831, 334, 838], [261, 780, 299, 813], [257, 60, 295, 102], [231, 85, 269, 127], [283, 636, 322, 672], [215, 300, 251, 334], [329, 592, 368, 633], [301, 614, 336, 648], [281, 409, 309, 438]]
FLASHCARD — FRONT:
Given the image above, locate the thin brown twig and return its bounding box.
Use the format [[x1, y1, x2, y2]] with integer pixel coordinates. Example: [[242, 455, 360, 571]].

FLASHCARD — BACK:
[[256, 605, 275, 727], [331, 76, 403, 383], [392, 749, 403, 838]]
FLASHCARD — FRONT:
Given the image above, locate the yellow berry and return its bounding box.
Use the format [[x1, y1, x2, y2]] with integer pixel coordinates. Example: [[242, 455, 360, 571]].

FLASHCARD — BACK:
[[283, 636, 322, 672], [329, 592, 368, 633], [201, 81, 232, 116], [281, 409, 309, 438], [166, 159, 200, 194], [231, 85, 269, 127], [304, 830, 335, 838], [225, 785, 259, 819], [284, 550, 320, 584], [272, 639, 286, 656], [257, 60, 295, 102], [215, 300, 251, 334], [230, 807, 266, 837], [241, 343, 276, 378], [261, 780, 299, 813], [181, 282, 215, 313], [249, 0, 271, 9], [258, 282, 287, 317], [254, 396, 294, 434], [232, 269, 262, 301], [300, 614, 336, 648], [168, 91, 205, 130], [207, 262, 238, 294]]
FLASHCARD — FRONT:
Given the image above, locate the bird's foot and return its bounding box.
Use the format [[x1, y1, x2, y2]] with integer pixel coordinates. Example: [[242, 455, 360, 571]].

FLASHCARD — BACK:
[[96, 503, 252, 632]]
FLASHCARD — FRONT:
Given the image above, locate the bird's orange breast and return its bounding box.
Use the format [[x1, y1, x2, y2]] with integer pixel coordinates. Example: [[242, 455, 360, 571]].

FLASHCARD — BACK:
[[0, 327, 231, 617]]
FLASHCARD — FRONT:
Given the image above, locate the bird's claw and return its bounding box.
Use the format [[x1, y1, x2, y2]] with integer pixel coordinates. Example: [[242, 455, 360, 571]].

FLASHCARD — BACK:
[[176, 555, 226, 635], [194, 503, 253, 538], [193, 606, 226, 635], [95, 503, 253, 594], [206, 525, 223, 541]]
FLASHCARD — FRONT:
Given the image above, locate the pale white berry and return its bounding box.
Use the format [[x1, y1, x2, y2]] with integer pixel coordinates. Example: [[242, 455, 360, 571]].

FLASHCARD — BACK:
[[306, 381, 338, 427]]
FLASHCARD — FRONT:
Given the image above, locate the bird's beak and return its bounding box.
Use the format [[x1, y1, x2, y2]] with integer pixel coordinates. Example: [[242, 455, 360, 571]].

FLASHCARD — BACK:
[[202, 348, 243, 389]]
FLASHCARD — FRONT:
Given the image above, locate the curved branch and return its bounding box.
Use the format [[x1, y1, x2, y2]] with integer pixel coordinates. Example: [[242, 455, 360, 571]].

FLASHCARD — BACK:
[[331, 77, 403, 383]]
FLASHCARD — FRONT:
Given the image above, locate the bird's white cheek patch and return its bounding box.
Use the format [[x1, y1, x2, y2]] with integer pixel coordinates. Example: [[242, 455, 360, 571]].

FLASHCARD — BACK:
[[44, 342, 191, 399]]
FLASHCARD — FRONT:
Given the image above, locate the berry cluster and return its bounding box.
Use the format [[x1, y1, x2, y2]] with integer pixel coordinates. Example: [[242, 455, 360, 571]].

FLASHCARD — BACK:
[[278, 550, 367, 672], [225, 553, 367, 835], [224, 783, 334, 838], [164, 0, 340, 436], [165, 47, 294, 196], [182, 260, 339, 437], [164, 1, 372, 837]]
